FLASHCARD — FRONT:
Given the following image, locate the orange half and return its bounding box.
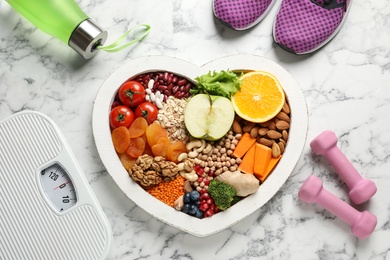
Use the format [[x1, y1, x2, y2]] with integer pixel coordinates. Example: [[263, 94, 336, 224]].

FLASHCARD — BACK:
[[231, 71, 285, 123]]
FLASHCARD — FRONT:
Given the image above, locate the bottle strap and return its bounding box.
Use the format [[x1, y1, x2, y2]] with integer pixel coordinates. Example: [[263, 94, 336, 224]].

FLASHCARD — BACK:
[[97, 24, 151, 53]]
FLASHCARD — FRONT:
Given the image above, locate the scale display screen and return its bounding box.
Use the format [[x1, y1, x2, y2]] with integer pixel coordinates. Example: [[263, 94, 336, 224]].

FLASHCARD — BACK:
[[40, 163, 77, 212]]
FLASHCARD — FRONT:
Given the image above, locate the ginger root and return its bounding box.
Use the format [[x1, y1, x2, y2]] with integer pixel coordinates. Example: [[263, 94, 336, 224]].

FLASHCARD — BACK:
[[215, 170, 259, 197]]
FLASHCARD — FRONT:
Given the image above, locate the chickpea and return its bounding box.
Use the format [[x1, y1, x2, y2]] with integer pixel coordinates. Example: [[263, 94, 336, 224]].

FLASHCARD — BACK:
[[220, 147, 227, 154], [229, 166, 237, 171]]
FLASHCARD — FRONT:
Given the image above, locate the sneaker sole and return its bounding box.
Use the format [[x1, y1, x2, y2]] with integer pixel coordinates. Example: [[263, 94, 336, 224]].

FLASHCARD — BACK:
[[213, 0, 278, 31], [272, 0, 353, 55]]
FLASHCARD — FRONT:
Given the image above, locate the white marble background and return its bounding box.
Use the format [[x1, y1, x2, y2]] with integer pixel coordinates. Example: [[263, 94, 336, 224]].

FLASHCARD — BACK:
[[1, 0, 390, 259]]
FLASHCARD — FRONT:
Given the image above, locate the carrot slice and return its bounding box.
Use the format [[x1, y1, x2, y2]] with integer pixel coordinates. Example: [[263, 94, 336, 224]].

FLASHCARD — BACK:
[[259, 155, 282, 182], [238, 143, 256, 174], [232, 132, 256, 158], [253, 143, 272, 180], [112, 126, 131, 153]]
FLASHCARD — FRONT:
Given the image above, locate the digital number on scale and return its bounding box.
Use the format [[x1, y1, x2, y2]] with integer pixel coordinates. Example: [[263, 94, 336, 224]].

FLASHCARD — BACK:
[[40, 163, 78, 212]]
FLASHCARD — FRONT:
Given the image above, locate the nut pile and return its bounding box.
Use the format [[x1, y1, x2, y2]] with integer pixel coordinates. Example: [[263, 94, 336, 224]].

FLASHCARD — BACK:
[[232, 99, 291, 158], [128, 154, 179, 188]]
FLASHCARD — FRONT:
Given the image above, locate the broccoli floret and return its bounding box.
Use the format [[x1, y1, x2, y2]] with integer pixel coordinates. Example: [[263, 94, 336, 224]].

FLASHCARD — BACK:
[[208, 179, 237, 210]]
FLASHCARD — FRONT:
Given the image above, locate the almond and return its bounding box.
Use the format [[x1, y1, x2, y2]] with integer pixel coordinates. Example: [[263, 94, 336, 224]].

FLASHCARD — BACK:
[[258, 127, 268, 136], [276, 111, 290, 122], [250, 126, 259, 138], [282, 130, 288, 141], [267, 130, 282, 140], [232, 120, 242, 134], [276, 120, 290, 130], [278, 141, 285, 154], [242, 122, 256, 133], [268, 121, 276, 130], [272, 142, 281, 158], [282, 101, 290, 114], [259, 137, 273, 147]]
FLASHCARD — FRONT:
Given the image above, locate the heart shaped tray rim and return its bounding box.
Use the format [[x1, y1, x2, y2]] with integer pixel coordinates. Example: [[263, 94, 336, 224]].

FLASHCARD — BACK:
[[92, 54, 308, 237]]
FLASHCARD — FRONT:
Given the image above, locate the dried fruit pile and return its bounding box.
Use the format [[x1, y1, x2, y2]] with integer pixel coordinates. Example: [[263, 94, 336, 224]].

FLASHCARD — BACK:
[[109, 70, 291, 219]]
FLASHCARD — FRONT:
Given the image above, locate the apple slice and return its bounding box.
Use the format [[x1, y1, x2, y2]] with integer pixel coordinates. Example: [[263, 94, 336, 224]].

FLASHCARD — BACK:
[[184, 94, 235, 141]]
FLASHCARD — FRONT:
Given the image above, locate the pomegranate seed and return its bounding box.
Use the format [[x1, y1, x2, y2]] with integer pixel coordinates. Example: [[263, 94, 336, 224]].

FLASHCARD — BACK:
[[200, 188, 207, 194], [205, 209, 214, 217], [204, 179, 210, 186], [200, 193, 210, 200]]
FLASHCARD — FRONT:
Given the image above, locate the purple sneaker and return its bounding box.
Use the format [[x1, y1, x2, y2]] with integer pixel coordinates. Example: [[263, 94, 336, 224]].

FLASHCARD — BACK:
[[213, 0, 277, 30], [273, 0, 352, 54]]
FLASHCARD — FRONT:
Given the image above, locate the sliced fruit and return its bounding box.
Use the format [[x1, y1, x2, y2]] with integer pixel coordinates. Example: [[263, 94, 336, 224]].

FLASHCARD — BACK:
[[126, 137, 145, 158], [112, 126, 131, 153], [119, 153, 137, 170], [231, 71, 285, 123], [166, 141, 187, 163], [128, 117, 148, 138], [145, 122, 168, 147], [184, 94, 235, 141]]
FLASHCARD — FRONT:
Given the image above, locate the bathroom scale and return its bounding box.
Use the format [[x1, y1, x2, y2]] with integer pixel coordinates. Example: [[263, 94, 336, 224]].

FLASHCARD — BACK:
[[0, 111, 112, 259]]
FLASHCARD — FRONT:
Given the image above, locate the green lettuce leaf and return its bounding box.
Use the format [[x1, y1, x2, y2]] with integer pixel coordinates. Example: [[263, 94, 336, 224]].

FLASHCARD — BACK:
[[191, 70, 241, 99]]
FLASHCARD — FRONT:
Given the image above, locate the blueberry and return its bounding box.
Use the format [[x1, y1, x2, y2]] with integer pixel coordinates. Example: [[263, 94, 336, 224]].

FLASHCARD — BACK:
[[183, 193, 191, 204], [182, 204, 190, 214], [189, 204, 197, 215], [189, 190, 200, 201], [194, 209, 203, 219]]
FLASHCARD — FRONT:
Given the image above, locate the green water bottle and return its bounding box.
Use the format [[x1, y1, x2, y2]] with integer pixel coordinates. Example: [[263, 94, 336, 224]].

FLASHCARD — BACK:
[[5, 0, 107, 59]]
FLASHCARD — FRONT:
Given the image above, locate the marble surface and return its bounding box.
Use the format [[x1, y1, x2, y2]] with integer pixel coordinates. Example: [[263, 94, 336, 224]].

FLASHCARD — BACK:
[[1, 0, 389, 259]]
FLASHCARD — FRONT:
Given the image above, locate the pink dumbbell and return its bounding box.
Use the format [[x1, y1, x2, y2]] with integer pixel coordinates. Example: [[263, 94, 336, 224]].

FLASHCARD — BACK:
[[310, 130, 377, 204], [299, 175, 377, 239]]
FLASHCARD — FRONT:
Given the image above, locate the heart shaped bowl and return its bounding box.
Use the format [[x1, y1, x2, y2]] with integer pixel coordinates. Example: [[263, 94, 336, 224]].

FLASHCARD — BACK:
[[92, 55, 308, 237]]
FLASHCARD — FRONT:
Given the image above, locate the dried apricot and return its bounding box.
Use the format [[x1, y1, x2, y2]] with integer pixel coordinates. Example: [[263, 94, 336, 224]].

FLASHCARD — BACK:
[[145, 122, 168, 147], [166, 141, 187, 163], [119, 153, 137, 170], [129, 117, 148, 138], [112, 126, 130, 153], [151, 143, 168, 157], [126, 137, 146, 158]]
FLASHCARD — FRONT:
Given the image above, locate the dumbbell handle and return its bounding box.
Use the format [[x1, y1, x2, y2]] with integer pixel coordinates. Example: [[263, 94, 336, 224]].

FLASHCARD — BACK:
[[323, 146, 361, 189], [315, 185, 359, 225]]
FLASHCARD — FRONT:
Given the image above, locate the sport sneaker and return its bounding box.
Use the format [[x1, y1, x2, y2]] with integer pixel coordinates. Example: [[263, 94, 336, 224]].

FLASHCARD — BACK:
[[213, 0, 277, 30], [273, 0, 352, 54]]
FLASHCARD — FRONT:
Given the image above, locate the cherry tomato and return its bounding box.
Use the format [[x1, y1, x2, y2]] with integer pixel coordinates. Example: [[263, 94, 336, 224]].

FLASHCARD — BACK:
[[109, 105, 135, 129], [135, 102, 158, 124], [118, 81, 146, 107]]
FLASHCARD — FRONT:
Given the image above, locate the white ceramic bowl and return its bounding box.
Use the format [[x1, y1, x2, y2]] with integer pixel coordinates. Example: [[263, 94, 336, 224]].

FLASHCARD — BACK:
[[92, 55, 308, 237]]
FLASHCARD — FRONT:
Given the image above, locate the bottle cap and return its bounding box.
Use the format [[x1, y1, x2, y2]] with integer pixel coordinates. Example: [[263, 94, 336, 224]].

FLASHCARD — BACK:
[[68, 19, 108, 59]]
